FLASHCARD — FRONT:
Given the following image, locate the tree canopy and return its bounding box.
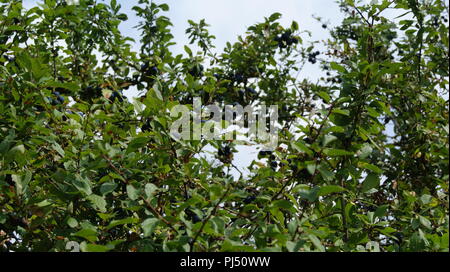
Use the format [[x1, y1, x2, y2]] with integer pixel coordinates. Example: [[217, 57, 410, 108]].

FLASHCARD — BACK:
[[0, 0, 448, 252]]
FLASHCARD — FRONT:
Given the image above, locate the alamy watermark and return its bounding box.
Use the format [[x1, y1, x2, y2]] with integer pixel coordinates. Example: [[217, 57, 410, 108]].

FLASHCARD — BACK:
[[169, 97, 279, 150]]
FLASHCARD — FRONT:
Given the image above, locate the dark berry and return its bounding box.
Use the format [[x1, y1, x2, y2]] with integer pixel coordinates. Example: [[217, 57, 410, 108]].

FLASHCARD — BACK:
[[233, 73, 245, 83], [243, 195, 256, 204], [238, 89, 245, 97], [281, 31, 291, 41], [140, 62, 149, 72], [149, 66, 159, 76], [110, 91, 124, 102], [192, 214, 201, 223], [189, 64, 203, 78], [245, 87, 257, 95], [270, 161, 278, 169], [142, 120, 151, 132]]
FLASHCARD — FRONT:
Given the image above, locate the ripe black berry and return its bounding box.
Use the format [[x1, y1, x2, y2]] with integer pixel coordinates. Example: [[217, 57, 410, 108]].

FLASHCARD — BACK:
[[189, 64, 204, 78], [243, 195, 256, 204], [109, 91, 124, 102], [233, 73, 245, 83], [270, 161, 278, 169], [238, 89, 245, 98], [245, 87, 257, 95]]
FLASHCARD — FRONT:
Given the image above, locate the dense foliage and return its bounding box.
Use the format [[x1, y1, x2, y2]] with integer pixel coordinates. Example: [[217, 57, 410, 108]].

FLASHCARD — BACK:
[[0, 0, 448, 252]]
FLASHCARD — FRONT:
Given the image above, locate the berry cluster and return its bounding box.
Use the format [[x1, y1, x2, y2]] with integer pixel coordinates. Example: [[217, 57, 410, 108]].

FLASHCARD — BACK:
[[326, 73, 342, 84], [258, 150, 272, 157], [109, 91, 124, 102], [140, 61, 159, 86], [432, 16, 448, 28], [188, 63, 204, 78], [243, 195, 256, 204], [81, 85, 103, 101], [274, 30, 298, 49], [308, 51, 320, 64], [218, 145, 233, 164], [185, 209, 202, 223], [258, 150, 279, 170], [48, 91, 65, 106], [232, 72, 245, 83], [335, 26, 358, 40]]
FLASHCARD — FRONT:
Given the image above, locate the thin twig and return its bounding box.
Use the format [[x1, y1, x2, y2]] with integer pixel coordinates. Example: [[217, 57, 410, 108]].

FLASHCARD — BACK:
[[189, 186, 231, 251]]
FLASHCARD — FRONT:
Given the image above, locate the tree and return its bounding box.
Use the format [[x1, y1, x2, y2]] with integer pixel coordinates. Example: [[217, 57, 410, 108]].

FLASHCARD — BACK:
[[0, 0, 448, 252]]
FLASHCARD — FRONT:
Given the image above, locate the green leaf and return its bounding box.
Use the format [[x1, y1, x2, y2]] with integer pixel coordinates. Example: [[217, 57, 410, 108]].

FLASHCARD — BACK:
[[323, 148, 354, 157], [100, 182, 118, 195], [362, 173, 380, 193], [126, 184, 140, 201], [0, 214, 6, 224], [298, 186, 320, 202], [144, 183, 158, 201], [317, 91, 331, 103], [419, 194, 432, 205], [308, 234, 325, 252], [272, 199, 294, 211], [9, 144, 25, 154], [81, 243, 111, 252], [107, 217, 139, 230], [269, 12, 282, 21], [358, 162, 383, 174], [332, 108, 350, 116], [330, 62, 346, 73], [317, 185, 346, 196], [12, 170, 32, 195], [142, 218, 159, 237], [358, 143, 373, 159], [73, 229, 98, 243], [72, 175, 92, 195], [159, 3, 170, 11], [184, 45, 193, 56], [306, 162, 317, 175], [317, 164, 335, 182], [52, 143, 65, 157], [374, 205, 389, 219], [419, 216, 432, 229], [67, 217, 78, 228], [86, 194, 107, 213], [322, 135, 338, 147], [292, 141, 314, 156]]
